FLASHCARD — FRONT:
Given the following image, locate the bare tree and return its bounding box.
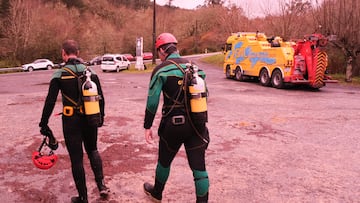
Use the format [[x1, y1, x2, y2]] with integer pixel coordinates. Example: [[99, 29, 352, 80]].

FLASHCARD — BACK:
[[315, 0, 360, 79], [4, 0, 34, 62], [204, 0, 224, 7], [216, 5, 248, 34], [165, 0, 174, 7], [268, 0, 313, 39]]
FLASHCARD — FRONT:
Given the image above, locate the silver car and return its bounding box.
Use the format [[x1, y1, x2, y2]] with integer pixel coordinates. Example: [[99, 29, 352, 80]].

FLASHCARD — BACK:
[[22, 59, 54, 72], [100, 54, 130, 72]]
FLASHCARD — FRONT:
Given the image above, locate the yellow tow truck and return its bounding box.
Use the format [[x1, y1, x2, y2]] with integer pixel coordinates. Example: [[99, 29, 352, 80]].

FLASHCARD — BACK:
[[223, 32, 336, 89]]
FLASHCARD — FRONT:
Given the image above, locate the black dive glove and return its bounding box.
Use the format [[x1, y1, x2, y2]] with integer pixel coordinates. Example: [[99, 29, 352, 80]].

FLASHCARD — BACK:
[[98, 115, 104, 127], [40, 125, 51, 136], [40, 125, 59, 150]]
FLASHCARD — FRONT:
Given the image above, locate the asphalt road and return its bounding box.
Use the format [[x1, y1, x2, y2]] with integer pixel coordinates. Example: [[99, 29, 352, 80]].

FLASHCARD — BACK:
[[0, 57, 360, 203]]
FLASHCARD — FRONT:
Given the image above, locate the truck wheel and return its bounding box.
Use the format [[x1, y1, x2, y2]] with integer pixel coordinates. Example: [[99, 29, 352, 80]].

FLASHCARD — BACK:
[[235, 67, 244, 81], [271, 69, 284, 89], [225, 66, 232, 79], [259, 69, 271, 86]]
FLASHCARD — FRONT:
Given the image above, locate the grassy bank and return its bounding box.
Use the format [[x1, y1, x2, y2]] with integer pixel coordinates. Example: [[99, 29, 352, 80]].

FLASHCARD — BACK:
[[124, 62, 156, 73], [328, 74, 360, 86]]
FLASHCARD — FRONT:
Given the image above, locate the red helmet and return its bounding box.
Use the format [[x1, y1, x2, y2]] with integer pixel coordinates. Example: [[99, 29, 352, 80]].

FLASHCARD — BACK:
[[32, 151, 58, 170], [155, 33, 178, 49], [32, 136, 58, 170]]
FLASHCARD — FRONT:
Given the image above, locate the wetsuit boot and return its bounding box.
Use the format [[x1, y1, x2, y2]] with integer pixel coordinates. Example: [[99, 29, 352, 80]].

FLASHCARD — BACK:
[[97, 179, 110, 198], [71, 162, 88, 203], [196, 192, 208, 203], [71, 179, 88, 203], [144, 162, 169, 202], [88, 150, 110, 198], [71, 196, 88, 203], [143, 179, 165, 202]]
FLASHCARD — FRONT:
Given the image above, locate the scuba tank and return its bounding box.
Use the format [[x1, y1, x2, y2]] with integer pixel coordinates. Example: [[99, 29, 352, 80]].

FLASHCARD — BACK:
[[186, 63, 208, 124], [82, 69, 101, 126], [168, 60, 209, 143]]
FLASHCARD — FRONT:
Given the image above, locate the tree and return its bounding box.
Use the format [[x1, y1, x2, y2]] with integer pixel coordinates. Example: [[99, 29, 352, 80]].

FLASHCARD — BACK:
[[165, 0, 174, 7], [61, 0, 84, 9], [316, 0, 360, 78], [269, 0, 312, 39], [3, 0, 34, 62], [0, 0, 11, 38], [216, 5, 248, 34], [205, 0, 224, 6], [0, 0, 10, 18], [107, 0, 150, 9]]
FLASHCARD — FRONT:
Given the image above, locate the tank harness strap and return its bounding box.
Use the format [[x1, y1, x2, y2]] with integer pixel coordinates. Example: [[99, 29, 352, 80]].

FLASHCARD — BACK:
[[159, 60, 186, 117], [62, 93, 77, 106], [168, 60, 185, 74], [61, 67, 84, 116], [163, 91, 183, 105], [163, 104, 184, 108], [63, 67, 77, 76], [191, 92, 207, 99], [83, 95, 101, 102]]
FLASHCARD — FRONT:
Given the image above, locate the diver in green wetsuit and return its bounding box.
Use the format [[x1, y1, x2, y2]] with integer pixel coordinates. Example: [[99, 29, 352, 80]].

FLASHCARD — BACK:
[[143, 33, 210, 203]]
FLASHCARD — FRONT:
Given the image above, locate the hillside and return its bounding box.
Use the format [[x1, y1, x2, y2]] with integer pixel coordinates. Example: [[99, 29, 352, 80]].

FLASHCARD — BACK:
[[0, 0, 358, 76]]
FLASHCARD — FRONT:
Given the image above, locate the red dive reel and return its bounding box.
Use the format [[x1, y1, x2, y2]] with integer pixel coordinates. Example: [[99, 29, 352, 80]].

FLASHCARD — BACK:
[[32, 136, 58, 170]]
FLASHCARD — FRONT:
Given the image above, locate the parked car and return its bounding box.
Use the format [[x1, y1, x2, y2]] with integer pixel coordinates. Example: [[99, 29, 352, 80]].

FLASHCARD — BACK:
[[123, 54, 135, 61], [100, 54, 130, 72], [142, 52, 153, 60], [89, 55, 103, 65], [54, 62, 65, 69], [22, 59, 54, 72]]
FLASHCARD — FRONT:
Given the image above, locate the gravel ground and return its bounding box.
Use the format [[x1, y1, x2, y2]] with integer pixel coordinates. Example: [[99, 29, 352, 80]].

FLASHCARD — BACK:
[[0, 58, 360, 203]]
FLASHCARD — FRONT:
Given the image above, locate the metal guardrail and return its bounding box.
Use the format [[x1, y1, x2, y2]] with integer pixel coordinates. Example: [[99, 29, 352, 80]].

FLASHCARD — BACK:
[[0, 67, 22, 73]]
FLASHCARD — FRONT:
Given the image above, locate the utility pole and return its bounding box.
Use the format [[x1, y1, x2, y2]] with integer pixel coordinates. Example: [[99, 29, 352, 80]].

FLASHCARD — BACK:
[[152, 0, 156, 65], [195, 19, 198, 53]]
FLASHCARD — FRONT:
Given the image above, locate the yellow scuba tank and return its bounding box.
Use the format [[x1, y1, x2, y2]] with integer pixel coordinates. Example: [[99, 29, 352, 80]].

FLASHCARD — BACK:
[[188, 64, 207, 113], [82, 69, 101, 126], [186, 63, 208, 125]]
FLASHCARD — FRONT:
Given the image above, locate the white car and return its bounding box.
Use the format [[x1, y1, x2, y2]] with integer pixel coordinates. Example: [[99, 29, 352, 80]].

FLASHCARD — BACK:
[[100, 54, 130, 72], [22, 59, 54, 72]]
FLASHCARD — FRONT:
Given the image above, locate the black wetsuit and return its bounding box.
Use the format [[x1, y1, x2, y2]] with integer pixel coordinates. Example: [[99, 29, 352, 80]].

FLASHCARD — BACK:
[[39, 58, 105, 199]]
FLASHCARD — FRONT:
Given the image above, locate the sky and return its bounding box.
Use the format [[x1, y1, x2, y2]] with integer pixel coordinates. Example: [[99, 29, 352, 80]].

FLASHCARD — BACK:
[[154, 0, 324, 18], [154, 0, 279, 18]]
